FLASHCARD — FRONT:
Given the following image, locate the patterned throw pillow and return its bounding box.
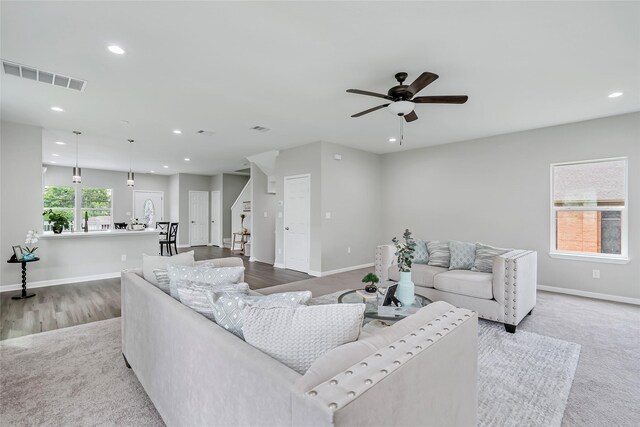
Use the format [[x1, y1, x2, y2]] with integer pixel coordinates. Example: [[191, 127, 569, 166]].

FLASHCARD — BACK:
[[166, 264, 245, 300], [472, 243, 512, 273], [242, 303, 365, 374], [176, 280, 249, 320], [153, 269, 171, 294], [207, 291, 312, 339], [448, 241, 476, 270], [413, 240, 429, 264], [427, 240, 450, 268]]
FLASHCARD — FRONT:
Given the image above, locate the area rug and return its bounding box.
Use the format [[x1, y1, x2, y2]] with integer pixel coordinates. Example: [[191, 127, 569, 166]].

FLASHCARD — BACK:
[[1, 310, 580, 427]]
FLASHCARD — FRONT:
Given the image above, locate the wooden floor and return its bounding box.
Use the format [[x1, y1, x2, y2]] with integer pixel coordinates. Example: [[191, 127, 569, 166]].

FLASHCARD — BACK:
[[0, 246, 311, 340]]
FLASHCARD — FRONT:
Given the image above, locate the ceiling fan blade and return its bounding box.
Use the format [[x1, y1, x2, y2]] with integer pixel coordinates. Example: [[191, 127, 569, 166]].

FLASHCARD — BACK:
[[412, 95, 469, 104], [406, 72, 439, 96], [351, 103, 390, 118], [404, 111, 418, 122], [346, 89, 393, 100]]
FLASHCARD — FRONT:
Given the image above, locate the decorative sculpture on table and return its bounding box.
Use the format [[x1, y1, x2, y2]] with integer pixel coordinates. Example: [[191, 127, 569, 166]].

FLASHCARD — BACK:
[[392, 229, 416, 306], [361, 272, 380, 293], [240, 214, 248, 234]]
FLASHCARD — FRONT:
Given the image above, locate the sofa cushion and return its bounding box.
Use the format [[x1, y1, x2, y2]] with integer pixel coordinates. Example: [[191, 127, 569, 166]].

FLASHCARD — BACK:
[[427, 240, 450, 268], [166, 264, 245, 300], [142, 251, 194, 286], [294, 301, 454, 391], [388, 264, 447, 288], [207, 291, 313, 339], [472, 242, 512, 273], [449, 240, 476, 270], [413, 240, 429, 264], [434, 270, 494, 300], [176, 280, 249, 320], [242, 303, 365, 374]]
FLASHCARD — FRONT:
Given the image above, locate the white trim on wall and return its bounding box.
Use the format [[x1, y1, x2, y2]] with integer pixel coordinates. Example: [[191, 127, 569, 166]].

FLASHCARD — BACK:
[[0, 272, 120, 292], [537, 285, 640, 306], [308, 263, 374, 278]]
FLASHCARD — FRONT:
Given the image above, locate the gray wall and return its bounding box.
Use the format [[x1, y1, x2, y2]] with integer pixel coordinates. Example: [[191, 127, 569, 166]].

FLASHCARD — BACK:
[[177, 173, 212, 246], [321, 142, 383, 271], [221, 174, 250, 242], [381, 112, 640, 300], [44, 165, 171, 224], [169, 174, 179, 222], [250, 164, 277, 263], [1, 121, 43, 286], [274, 142, 323, 272]]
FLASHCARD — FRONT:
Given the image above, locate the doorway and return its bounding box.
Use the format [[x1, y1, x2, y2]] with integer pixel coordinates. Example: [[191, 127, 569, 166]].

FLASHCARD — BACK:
[[283, 174, 310, 273], [132, 190, 164, 228], [189, 191, 209, 246]]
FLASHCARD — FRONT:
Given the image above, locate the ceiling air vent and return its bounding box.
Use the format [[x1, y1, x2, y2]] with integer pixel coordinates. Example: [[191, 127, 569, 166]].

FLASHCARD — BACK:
[[251, 125, 270, 133], [2, 60, 87, 92]]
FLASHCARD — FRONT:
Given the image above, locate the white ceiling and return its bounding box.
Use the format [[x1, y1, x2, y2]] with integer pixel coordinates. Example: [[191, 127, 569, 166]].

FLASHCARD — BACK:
[[2, 1, 639, 175]]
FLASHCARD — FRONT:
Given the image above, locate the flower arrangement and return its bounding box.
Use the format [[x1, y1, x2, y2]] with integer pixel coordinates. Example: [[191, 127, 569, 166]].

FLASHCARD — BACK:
[[392, 229, 416, 273], [23, 230, 39, 260]]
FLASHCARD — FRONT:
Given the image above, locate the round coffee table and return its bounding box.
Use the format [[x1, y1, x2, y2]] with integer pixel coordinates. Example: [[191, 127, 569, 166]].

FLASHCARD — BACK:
[[338, 289, 431, 321]]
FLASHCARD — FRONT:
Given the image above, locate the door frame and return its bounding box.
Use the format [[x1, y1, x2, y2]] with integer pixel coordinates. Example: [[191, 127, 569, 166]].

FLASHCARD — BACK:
[[210, 190, 222, 246], [188, 190, 209, 247], [283, 173, 311, 273], [132, 190, 164, 226]]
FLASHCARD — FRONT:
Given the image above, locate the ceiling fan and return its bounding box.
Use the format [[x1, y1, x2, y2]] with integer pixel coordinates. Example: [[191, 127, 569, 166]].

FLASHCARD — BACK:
[[346, 72, 468, 122]]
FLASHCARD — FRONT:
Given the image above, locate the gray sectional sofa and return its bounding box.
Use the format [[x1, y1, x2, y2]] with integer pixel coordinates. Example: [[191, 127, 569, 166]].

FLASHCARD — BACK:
[[376, 245, 537, 333], [121, 258, 479, 427]]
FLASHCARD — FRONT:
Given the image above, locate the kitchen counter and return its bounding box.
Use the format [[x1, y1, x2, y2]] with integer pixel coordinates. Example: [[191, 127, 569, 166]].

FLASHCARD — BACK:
[[40, 229, 161, 239]]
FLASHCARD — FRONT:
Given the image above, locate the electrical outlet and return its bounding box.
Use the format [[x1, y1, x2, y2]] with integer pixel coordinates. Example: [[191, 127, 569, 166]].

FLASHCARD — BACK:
[[263, 211, 268, 218], [592, 269, 600, 279], [121, 254, 127, 262], [325, 212, 331, 219], [347, 247, 351, 254]]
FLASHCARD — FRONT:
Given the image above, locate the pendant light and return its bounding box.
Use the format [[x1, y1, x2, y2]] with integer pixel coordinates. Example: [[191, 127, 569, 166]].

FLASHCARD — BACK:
[[127, 139, 135, 187], [72, 131, 82, 183]]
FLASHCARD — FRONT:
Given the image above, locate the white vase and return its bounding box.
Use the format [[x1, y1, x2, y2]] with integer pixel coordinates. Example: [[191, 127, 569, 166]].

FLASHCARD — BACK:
[[396, 271, 415, 306]]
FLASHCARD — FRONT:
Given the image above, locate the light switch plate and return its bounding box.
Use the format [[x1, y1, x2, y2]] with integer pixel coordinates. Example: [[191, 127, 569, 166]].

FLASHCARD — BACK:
[[263, 212, 268, 218]]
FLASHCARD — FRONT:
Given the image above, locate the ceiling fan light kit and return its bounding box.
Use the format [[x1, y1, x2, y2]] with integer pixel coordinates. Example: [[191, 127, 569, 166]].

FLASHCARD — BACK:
[[388, 100, 415, 116]]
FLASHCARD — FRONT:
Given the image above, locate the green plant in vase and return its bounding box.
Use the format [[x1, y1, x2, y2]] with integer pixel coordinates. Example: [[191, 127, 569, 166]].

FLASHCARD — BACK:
[[43, 209, 70, 234], [392, 229, 416, 306], [362, 272, 380, 293]]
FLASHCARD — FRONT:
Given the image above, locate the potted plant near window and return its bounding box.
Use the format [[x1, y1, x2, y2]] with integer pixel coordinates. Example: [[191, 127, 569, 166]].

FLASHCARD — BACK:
[[43, 209, 70, 234], [392, 229, 416, 306]]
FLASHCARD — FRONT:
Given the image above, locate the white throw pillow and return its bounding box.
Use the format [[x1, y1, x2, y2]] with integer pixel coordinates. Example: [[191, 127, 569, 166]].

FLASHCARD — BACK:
[[166, 264, 245, 300], [142, 251, 195, 286], [176, 280, 249, 320], [242, 303, 365, 374]]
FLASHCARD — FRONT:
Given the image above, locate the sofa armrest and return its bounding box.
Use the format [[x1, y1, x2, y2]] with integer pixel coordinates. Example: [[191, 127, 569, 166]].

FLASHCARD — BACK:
[[492, 250, 537, 326], [292, 308, 478, 427], [374, 245, 395, 282]]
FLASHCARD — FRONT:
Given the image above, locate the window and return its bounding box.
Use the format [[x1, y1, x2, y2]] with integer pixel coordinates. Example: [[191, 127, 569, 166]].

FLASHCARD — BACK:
[[43, 186, 75, 231], [81, 188, 113, 230], [550, 158, 628, 263]]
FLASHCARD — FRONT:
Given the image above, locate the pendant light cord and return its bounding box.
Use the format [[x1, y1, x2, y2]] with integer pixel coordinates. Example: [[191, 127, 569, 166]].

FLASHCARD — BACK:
[[128, 139, 134, 173]]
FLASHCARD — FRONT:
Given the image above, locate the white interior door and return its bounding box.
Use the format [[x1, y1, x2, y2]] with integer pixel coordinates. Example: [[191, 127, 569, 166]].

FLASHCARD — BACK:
[[210, 190, 221, 246], [284, 174, 310, 273], [133, 191, 164, 228], [189, 191, 209, 246]]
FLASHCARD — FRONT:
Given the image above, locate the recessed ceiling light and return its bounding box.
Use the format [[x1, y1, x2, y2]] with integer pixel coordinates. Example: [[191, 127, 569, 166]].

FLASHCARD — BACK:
[[184, 158, 190, 162], [163, 165, 169, 169], [173, 129, 182, 134], [50, 106, 64, 112], [108, 45, 125, 55], [150, 170, 155, 174], [55, 141, 65, 145], [52, 154, 60, 157], [608, 92, 623, 98], [389, 137, 397, 142]]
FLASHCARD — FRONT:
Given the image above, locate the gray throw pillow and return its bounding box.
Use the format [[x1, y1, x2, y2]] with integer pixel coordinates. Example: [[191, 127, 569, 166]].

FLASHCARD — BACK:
[[472, 243, 512, 273], [413, 240, 429, 264], [207, 291, 312, 339], [166, 264, 245, 300], [153, 269, 171, 294], [427, 240, 450, 268], [448, 241, 476, 270], [242, 303, 365, 374], [142, 251, 194, 286], [176, 280, 249, 320]]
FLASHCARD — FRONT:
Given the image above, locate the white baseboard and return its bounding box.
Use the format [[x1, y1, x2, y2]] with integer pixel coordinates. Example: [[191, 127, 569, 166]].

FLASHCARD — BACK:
[[0, 272, 120, 293], [537, 285, 640, 306], [177, 244, 191, 249], [273, 263, 285, 269], [248, 256, 256, 262], [309, 263, 374, 278]]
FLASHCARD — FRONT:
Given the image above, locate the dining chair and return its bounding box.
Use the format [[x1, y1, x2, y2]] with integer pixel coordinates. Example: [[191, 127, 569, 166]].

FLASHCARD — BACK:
[[160, 223, 178, 256]]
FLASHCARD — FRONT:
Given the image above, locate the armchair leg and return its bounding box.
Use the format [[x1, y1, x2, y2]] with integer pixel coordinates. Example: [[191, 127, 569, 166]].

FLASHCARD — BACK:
[[528, 308, 534, 316], [123, 353, 131, 369], [504, 324, 517, 334]]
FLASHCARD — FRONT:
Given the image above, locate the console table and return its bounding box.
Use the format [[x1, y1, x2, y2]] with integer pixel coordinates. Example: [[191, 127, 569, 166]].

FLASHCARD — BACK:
[[6, 257, 39, 300]]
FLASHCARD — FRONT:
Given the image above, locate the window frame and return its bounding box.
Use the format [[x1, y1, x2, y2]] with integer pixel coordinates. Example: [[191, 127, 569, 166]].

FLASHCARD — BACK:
[[549, 157, 629, 264], [80, 187, 114, 231], [42, 185, 76, 232]]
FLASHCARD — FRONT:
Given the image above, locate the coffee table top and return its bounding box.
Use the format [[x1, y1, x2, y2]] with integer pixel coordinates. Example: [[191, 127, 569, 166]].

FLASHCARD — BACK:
[[337, 285, 431, 321]]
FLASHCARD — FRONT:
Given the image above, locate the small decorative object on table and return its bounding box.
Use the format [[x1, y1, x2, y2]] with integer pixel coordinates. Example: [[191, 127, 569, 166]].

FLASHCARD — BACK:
[[240, 214, 248, 234], [361, 272, 380, 293], [12, 245, 24, 261], [22, 230, 39, 261], [128, 218, 146, 231], [43, 209, 70, 234], [392, 228, 416, 306]]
